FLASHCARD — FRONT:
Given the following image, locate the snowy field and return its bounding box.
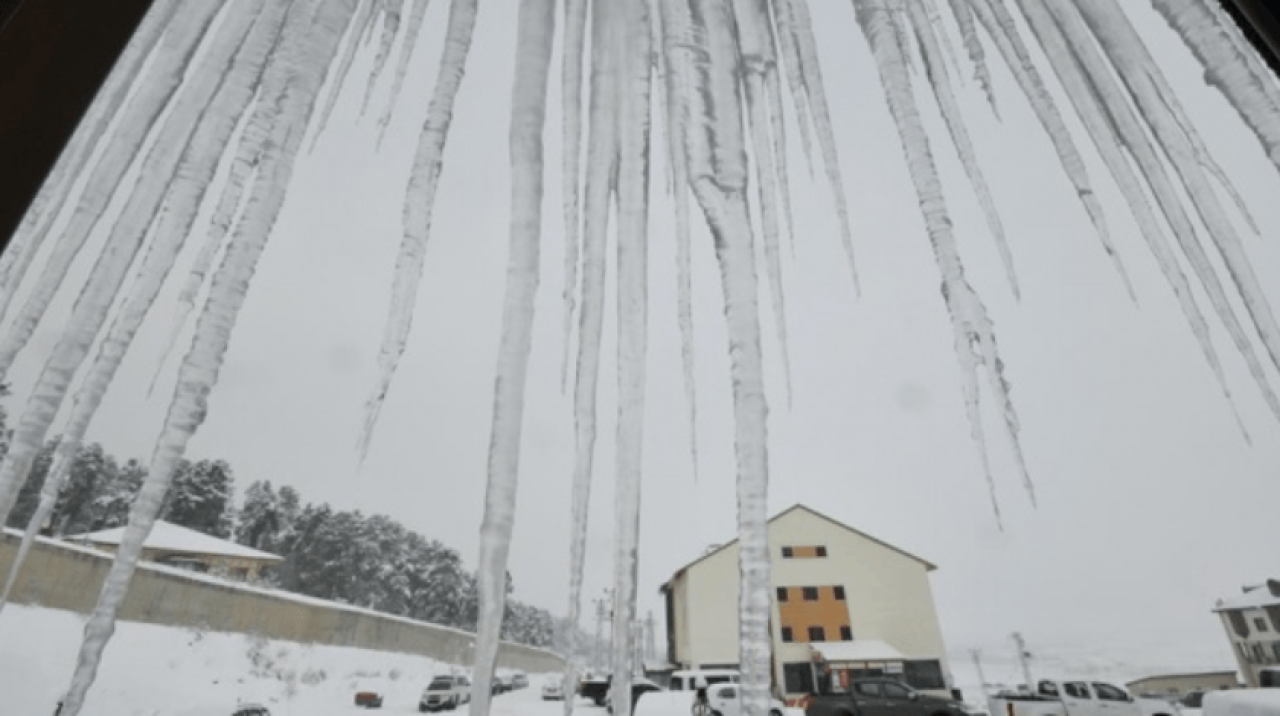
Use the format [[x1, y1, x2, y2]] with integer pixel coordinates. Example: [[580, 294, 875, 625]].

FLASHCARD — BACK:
[[0, 604, 573, 715]]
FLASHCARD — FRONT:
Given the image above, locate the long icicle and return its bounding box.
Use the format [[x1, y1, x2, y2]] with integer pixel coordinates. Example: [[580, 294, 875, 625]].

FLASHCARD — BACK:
[[0, 0, 294, 612], [946, 0, 999, 117], [558, 0, 588, 393], [0, 0, 180, 324], [359, 0, 479, 460], [1151, 0, 1280, 182], [1016, 0, 1269, 428], [311, 0, 377, 148], [781, 0, 859, 291], [609, 0, 651, 711], [361, 0, 405, 117], [1064, 0, 1280, 397], [564, 3, 620, 715], [685, 0, 772, 712], [906, 0, 1019, 298], [0, 0, 267, 528], [1039, 0, 1280, 428], [767, 0, 816, 169], [469, 1, 555, 714], [0, 1, 225, 380], [737, 0, 795, 400], [967, 0, 1134, 301], [377, 0, 434, 145], [859, 0, 1033, 518], [58, 4, 359, 713]]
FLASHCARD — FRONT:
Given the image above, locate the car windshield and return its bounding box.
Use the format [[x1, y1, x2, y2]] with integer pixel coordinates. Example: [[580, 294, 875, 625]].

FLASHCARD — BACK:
[[429, 679, 454, 690]]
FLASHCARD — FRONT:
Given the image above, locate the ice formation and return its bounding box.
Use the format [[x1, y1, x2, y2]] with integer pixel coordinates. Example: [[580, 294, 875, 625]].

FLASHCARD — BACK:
[[0, 1, 1277, 714]]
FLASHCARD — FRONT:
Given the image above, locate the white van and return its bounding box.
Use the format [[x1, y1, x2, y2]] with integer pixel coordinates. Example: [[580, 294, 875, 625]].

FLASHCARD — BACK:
[[667, 669, 740, 691]]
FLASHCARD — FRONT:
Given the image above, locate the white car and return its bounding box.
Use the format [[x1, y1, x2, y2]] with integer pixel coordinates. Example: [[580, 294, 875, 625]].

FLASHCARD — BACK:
[[543, 678, 566, 700], [634, 687, 786, 716], [420, 674, 471, 712], [1203, 689, 1280, 716], [704, 682, 787, 716]]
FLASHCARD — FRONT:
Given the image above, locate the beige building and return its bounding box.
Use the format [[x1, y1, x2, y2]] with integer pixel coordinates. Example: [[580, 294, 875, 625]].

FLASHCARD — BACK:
[[660, 505, 953, 700], [1125, 671, 1240, 698], [68, 520, 283, 581], [1214, 580, 1280, 687]]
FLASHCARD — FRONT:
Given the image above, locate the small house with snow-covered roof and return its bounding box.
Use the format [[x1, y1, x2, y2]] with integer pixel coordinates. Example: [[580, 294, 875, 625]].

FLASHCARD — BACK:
[[66, 520, 282, 581], [1214, 580, 1280, 688]]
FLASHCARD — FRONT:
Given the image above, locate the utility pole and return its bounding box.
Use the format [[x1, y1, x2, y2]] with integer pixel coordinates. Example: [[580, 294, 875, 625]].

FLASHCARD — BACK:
[[971, 650, 989, 704], [1011, 632, 1034, 693]]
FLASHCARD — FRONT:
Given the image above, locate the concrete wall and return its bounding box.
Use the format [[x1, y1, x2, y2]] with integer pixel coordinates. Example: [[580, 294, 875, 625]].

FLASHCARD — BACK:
[[0, 531, 564, 674]]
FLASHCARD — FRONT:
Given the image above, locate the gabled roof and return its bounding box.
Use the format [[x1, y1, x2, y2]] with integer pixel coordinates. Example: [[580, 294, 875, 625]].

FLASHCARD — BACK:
[[66, 520, 283, 562], [661, 504, 936, 591]]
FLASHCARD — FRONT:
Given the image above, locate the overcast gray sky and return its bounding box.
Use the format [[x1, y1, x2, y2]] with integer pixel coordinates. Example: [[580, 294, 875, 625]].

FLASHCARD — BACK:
[[8, 0, 1280, 679]]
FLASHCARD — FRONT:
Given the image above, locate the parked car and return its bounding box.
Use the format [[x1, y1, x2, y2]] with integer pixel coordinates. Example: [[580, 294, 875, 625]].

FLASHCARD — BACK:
[[232, 707, 272, 716], [806, 678, 983, 716], [543, 677, 567, 701], [989, 680, 1177, 716], [420, 674, 471, 712], [704, 682, 788, 716], [1203, 688, 1280, 716], [667, 669, 740, 691], [494, 674, 515, 693], [513, 672, 530, 689], [354, 690, 384, 708]]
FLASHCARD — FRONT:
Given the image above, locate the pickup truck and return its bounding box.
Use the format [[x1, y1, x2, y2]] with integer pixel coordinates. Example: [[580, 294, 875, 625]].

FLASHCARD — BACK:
[[989, 680, 1179, 716], [805, 677, 983, 716]]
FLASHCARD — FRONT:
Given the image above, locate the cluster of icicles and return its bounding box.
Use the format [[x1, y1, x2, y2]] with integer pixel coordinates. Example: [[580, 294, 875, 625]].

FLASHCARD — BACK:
[[0, 0, 1276, 713]]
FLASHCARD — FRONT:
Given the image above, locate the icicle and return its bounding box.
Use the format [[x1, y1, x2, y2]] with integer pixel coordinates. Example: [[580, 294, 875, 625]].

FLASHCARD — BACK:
[[1151, 0, 1280, 215], [609, 0, 651, 711], [1049, 0, 1280, 416], [1016, 0, 1271, 429], [559, 0, 588, 393], [358, 0, 479, 460], [469, 2, 555, 715], [907, 0, 1019, 298], [657, 0, 702, 480], [968, 0, 1134, 301], [736, 0, 795, 399], [946, 0, 999, 117], [926, 0, 964, 87], [377, 0, 433, 144], [361, 0, 405, 117], [0, 2, 292, 612], [0, 1, 225, 381], [0, 0, 180, 324], [768, 0, 817, 171], [681, 0, 772, 712], [780, 0, 860, 291], [311, 0, 376, 148], [564, 3, 619, 715], [763, 50, 798, 260], [0, 0, 267, 528], [59, 4, 358, 713], [858, 0, 1034, 514]]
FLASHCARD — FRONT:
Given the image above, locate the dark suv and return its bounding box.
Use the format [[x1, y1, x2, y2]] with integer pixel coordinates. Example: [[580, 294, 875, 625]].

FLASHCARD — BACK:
[[806, 678, 981, 716]]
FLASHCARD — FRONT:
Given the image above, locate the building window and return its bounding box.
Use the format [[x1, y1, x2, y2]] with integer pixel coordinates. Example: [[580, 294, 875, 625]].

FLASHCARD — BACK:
[[1254, 643, 1267, 662], [782, 546, 794, 558], [1257, 618, 1270, 633], [803, 586, 819, 601], [1273, 641, 1280, 660], [840, 626, 853, 641], [1229, 611, 1251, 638], [1239, 642, 1252, 663], [783, 663, 815, 695], [833, 585, 846, 600], [781, 627, 794, 643], [816, 546, 827, 557], [776, 587, 789, 602], [808, 626, 826, 642]]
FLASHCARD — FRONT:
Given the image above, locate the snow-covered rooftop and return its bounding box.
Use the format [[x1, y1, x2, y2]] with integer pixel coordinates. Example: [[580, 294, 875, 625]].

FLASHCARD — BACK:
[[1214, 583, 1280, 612], [65, 520, 283, 562], [809, 639, 907, 663]]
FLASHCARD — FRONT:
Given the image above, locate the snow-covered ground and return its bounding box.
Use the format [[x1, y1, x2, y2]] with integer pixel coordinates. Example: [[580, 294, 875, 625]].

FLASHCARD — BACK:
[[0, 603, 571, 715]]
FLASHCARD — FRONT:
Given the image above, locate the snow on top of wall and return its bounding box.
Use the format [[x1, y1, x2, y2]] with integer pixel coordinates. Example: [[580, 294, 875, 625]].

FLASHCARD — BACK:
[[1214, 584, 1280, 612]]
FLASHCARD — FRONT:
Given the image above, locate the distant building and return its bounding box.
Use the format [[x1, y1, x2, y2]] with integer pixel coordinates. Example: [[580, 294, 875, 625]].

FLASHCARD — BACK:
[[660, 504, 953, 701], [1214, 580, 1280, 688], [66, 520, 282, 581], [1125, 671, 1240, 697]]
